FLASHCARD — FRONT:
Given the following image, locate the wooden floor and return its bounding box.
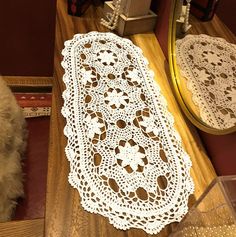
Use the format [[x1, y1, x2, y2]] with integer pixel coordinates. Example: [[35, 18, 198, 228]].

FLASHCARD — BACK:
[[0, 1, 217, 236], [44, 0, 216, 237]]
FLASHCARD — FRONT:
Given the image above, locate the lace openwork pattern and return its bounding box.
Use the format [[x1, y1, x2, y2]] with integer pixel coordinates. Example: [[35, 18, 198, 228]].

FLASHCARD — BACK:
[[61, 32, 194, 234], [176, 34, 236, 129]]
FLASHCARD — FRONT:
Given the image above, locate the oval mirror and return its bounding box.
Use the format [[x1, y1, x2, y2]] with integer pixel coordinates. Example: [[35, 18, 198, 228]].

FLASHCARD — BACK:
[[168, 0, 236, 135]]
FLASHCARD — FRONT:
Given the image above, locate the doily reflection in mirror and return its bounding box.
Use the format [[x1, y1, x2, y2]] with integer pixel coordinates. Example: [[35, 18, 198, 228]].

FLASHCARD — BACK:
[[176, 34, 236, 129]]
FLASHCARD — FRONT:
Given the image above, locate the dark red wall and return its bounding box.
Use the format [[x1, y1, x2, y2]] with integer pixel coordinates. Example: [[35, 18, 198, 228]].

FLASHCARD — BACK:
[[0, 0, 57, 76], [216, 0, 236, 35], [152, 0, 171, 59]]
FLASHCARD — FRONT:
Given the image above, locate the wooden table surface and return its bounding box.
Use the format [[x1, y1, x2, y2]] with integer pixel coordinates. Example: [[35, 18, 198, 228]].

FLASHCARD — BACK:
[[45, 1, 217, 236]]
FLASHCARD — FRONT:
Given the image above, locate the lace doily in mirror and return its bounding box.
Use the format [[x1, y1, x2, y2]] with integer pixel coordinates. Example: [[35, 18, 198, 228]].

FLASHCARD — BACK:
[[176, 34, 236, 129], [61, 32, 194, 234]]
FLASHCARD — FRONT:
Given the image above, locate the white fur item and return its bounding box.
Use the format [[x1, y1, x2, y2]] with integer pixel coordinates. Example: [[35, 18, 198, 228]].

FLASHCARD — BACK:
[[0, 78, 26, 222]]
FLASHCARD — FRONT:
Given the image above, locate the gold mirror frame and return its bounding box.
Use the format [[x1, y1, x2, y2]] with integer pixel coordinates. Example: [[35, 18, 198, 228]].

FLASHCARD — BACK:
[[168, 0, 236, 135]]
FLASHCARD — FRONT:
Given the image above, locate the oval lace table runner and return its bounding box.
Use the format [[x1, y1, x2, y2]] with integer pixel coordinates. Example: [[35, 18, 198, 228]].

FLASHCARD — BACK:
[[176, 34, 236, 129], [61, 32, 194, 234]]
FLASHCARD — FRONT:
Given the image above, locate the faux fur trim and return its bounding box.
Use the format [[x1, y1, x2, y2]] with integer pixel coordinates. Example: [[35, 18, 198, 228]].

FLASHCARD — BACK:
[[0, 78, 26, 221]]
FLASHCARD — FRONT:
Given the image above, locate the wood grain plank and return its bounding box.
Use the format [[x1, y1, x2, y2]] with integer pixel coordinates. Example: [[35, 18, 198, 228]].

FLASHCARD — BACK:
[[188, 14, 236, 43], [45, 1, 216, 236], [0, 219, 44, 237], [2, 76, 53, 87]]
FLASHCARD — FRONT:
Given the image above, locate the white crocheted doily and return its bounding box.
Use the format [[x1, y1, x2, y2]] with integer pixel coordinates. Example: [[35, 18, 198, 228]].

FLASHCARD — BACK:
[[176, 34, 236, 129], [61, 32, 194, 234]]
